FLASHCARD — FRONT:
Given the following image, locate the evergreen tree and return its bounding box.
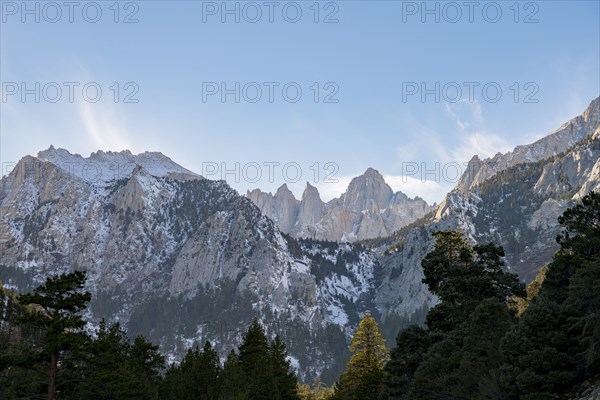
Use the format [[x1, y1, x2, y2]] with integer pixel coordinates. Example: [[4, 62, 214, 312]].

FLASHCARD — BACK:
[[269, 335, 300, 400], [500, 297, 576, 399], [71, 320, 164, 400], [298, 378, 335, 400], [298, 383, 318, 400], [381, 230, 525, 399], [238, 319, 275, 399], [541, 192, 600, 304], [422, 231, 525, 333], [500, 191, 600, 398], [161, 341, 220, 400], [73, 320, 133, 399], [561, 192, 600, 375], [127, 336, 165, 399], [17, 271, 92, 400], [567, 257, 600, 374], [219, 350, 249, 400], [333, 312, 389, 399], [409, 298, 514, 399], [514, 266, 548, 315], [0, 333, 47, 399], [380, 325, 431, 400]]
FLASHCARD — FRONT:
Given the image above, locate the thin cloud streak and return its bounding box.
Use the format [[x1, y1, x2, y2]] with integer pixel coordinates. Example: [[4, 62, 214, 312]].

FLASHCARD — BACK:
[[78, 100, 133, 153]]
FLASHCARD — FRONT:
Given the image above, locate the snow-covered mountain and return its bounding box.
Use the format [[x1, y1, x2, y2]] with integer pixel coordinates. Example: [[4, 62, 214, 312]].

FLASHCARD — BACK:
[[0, 148, 380, 382], [0, 96, 598, 384], [247, 168, 432, 242], [35, 145, 201, 185]]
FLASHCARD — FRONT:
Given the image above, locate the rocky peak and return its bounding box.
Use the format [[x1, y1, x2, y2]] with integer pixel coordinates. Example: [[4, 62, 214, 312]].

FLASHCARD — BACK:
[[582, 96, 600, 122], [301, 182, 321, 201], [272, 184, 299, 233], [247, 169, 432, 241], [340, 168, 393, 211], [34, 146, 199, 186], [454, 96, 600, 194], [276, 183, 296, 198], [298, 183, 325, 225], [455, 155, 484, 193]]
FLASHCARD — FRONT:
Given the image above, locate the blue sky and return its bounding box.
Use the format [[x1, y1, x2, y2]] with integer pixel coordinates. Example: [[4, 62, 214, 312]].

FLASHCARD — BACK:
[[1, 0, 599, 203]]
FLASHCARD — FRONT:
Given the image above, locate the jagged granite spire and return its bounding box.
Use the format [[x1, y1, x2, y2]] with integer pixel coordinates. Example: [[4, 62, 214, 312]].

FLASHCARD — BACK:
[[339, 168, 393, 211], [246, 169, 432, 241]]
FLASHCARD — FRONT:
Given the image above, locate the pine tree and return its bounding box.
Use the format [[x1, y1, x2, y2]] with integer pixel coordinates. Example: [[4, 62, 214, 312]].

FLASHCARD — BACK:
[[238, 319, 276, 399], [219, 350, 249, 400], [298, 377, 334, 400], [500, 191, 600, 398], [17, 271, 92, 400], [380, 325, 431, 400], [558, 192, 600, 375], [127, 335, 165, 399], [381, 230, 525, 399], [334, 312, 389, 399], [297, 383, 317, 400], [197, 341, 222, 399], [422, 231, 525, 333], [269, 335, 300, 400], [74, 320, 133, 399], [161, 341, 220, 400], [500, 296, 576, 399]]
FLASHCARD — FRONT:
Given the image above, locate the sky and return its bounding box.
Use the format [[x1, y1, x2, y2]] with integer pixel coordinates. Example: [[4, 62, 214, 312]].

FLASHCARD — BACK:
[[1, 0, 599, 204]]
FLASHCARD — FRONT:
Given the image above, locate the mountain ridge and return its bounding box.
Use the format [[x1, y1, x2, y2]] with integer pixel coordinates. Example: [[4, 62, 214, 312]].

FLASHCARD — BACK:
[[247, 168, 433, 242]]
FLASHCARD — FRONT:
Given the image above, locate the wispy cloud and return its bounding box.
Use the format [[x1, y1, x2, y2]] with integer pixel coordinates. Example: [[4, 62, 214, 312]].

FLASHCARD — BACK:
[[445, 100, 512, 161], [78, 100, 132, 152], [388, 100, 516, 202], [73, 66, 133, 153], [384, 174, 452, 205]]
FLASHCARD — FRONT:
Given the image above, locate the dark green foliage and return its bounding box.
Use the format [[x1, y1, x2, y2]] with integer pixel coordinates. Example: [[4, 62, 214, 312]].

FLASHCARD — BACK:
[[238, 319, 274, 398], [382, 230, 525, 399], [410, 298, 514, 399], [500, 297, 576, 399], [0, 284, 49, 400], [160, 319, 299, 400], [500, 191, 600, 398], [71, 320, 164, 400], [237, 319, 300, 399], [17, 271, 92, 400], [542, 191, 600, 304], [422, 231, 525, 333], [0, 336, 47, 399], [219, 350, 250, 399], [1, 273, 166, 400], [270, 335, 301, 400], [567, 258, 600, 372], [161, 341, 221, 400], [380, 326, 431, 400], [380, 192, 599, 400], [2, 274, 303, 400]]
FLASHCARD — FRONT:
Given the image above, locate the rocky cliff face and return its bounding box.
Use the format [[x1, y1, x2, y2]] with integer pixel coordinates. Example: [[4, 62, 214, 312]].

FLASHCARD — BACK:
[[247, 168, 433, 242]]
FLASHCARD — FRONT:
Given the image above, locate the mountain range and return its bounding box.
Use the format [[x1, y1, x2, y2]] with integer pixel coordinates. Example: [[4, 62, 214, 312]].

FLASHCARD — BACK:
[[0, 96, 598, 382], [246, 169, 432, 242]]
